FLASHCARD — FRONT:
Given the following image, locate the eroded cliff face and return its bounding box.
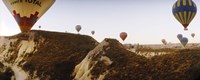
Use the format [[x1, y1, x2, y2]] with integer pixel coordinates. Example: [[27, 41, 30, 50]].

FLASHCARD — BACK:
[[73, 38, 148, 80], [0, 30, 98, 80], [0, 30, 200, 80], [73, 39, 112, 80], [72, 38, 200, 80]]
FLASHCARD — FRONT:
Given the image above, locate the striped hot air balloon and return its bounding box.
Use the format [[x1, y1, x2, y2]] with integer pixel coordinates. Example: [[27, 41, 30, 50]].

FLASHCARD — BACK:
[[172, 0, 197, 30]]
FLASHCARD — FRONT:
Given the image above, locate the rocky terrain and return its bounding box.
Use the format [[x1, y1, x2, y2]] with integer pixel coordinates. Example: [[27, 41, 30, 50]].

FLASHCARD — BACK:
[[0, 30, 199, 80]]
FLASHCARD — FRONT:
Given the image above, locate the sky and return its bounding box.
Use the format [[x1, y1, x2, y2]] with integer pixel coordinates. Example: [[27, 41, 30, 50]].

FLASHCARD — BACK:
[[1, 0, 200, 44]]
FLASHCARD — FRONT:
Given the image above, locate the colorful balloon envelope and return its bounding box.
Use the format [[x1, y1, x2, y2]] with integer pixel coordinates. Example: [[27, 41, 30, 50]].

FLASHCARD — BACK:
[[3, 0, 55, 33], [120, 32, 127, 41], [172, 0, 197, 30], [177, 34, 183, 41], [181, 37, 188, 47]]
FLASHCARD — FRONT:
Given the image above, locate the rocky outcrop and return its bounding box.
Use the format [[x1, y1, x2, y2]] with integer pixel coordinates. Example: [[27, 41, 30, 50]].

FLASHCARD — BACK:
[[73, 39, 200, 80], [0, 30, 200, 80], [0, 30, 98, 80], [73, 38, 148, 80]]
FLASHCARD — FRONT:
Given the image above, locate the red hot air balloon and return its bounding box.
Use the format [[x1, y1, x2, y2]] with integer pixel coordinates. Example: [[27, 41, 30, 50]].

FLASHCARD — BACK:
[[120, 32, 127, 41]]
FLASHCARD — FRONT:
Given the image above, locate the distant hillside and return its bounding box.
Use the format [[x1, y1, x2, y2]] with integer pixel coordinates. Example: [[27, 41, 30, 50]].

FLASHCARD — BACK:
[[73, 38, 200, 80], [0, 30, 199, 80], [124, 43, 200, 49]]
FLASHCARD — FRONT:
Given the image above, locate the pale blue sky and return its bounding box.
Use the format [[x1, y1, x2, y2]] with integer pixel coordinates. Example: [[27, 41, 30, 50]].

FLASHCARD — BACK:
[[1, 0, 200, 44]]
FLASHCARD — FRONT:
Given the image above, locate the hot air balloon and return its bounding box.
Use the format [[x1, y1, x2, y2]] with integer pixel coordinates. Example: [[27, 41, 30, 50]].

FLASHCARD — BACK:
[[181, 37, 188, 47], [39, 25, 41, 29], [3, 0, 56, 33], [75, 25, 81, 33], [161, 39, 167, 45], [91, 30, 95, 35], [191, 33, 195, 38], [120, 32, 127, 41], [172, 0, 197, 30], [177, 34, 183, 41]]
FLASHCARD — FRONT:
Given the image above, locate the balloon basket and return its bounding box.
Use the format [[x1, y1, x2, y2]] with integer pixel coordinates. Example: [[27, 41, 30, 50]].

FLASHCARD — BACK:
[[184, 28, 188, 31]]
